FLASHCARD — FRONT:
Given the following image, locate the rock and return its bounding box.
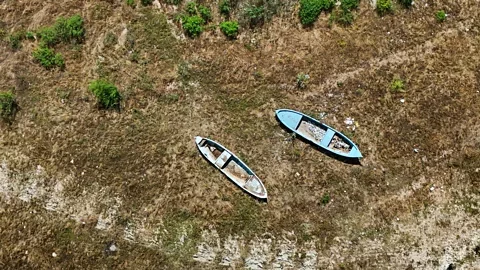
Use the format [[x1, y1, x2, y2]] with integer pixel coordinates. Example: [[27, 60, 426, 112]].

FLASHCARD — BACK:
[[52, 252, 57, 257], [105, 241, 118, 255]]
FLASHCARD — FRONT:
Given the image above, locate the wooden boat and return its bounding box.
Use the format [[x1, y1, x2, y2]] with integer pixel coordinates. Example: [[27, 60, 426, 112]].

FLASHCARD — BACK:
[[195, 136, 268, 200], [275, 109, 363, 159]]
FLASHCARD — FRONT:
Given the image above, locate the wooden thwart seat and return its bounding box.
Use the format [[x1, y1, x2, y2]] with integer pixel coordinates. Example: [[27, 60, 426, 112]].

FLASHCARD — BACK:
[[215, 151, 232, 168]]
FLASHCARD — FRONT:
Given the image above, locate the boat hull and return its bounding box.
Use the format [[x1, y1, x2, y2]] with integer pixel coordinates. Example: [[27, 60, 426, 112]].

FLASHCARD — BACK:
[[276, 109, 362, 159], [195, 136, 268, 200]]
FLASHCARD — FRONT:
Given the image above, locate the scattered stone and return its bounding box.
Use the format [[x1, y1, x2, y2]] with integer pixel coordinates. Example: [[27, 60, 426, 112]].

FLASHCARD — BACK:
[[105, 241, 118, 255], [430, 186, 435, 192], [400, 98, 405, 103], [52, 252, 57, 257], [413, 148, 419, 153], [344, 117, 354, 126]]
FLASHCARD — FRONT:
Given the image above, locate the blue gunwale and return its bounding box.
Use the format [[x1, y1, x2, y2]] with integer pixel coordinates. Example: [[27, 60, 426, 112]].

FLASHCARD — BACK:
[[275, 109, 363, 159]]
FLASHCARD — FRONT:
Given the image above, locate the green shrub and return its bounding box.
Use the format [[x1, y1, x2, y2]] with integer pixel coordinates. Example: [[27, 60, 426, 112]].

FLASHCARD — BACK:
[[126, 0, 135, 7], [376, 0, 393, 15], [88, 80, 121, 109], [220, 21, 239, 39], [141, 0, 153, 5], [341, 0, 359, 10], [37, 15, 85, 46], [398, 0, 412, 8], [299, 0, 334, 26], [186, 1, 197, 15], [0, 91, 16, 121], [198, 5, 212, 22], [219, 0, 231, 17], [244, 4, 265, 27], [390, 77, 406, 93], [37, 27, 58, 46], [25, 31, 35, 40], [182, 16, 204, 37], [436, 10, 446, 22], [32, 45, 65, 69], [54, 14, 85, 44]]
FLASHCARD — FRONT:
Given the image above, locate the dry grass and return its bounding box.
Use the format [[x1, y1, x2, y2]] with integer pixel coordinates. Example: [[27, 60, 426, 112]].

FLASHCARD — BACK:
[[0, 0, 479, 268]]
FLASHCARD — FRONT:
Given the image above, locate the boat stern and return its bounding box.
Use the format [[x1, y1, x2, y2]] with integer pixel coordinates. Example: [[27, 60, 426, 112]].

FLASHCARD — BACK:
[[348, 147, 363, 159], [275, 109, 303, 131], [195, 136, 204, 145]]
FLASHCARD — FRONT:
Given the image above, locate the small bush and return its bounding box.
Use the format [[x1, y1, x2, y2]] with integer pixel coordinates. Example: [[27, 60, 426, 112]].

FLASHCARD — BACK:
[[0, 91, 16, 121], [299, 0, 335, 26], [141, 0, 153, 5], [198, 5, 212, 22], [341, 0, 359, 10], [32, 45, 65, 69], [220, 21, 239, 39], [219, 0, 231, 17], [390, 77, 406, 93], [321, 194, 330, 205], [376, 0, 393, 16], [182, 16, 204, 37], [296, 73, 310, 89], [25, 31, 35, 40], [186, 1, 197, 15], [37, 27, 58, 46], [37, 15, 85, 46], [436, 10, 446, 22], [244, 4, 265, 27], [398, 0, 413, 8], [54, 14, 85, 44], [126, 0, 135, 7], [88, 80, 121, 109]]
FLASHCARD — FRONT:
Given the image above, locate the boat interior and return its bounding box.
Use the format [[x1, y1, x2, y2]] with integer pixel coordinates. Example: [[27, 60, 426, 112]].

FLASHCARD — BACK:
[[296, 118, 352, 153], [197, 138, 266, 196]]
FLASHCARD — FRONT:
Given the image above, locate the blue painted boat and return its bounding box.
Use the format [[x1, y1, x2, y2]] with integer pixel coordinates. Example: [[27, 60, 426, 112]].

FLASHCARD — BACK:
[[195, 137, 267, 200], [275, 109, 363, 159]]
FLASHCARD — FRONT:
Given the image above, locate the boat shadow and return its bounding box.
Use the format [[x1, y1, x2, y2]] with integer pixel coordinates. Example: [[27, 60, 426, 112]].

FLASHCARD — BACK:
[[195, 146, 268, 203], [276, 117, 362, 166]]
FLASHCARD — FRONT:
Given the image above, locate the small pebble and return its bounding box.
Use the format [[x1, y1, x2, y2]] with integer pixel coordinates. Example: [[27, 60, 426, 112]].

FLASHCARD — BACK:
[[430, 186, 435, 192], [413, 148, 419, 153], [109, 244, 117, 252], [52, 252, 57, 257], [400, 98, 405, 103]]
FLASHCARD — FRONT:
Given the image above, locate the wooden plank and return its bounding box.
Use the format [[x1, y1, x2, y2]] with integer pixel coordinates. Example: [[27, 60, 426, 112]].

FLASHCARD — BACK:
[[319, 129, 335, 147]]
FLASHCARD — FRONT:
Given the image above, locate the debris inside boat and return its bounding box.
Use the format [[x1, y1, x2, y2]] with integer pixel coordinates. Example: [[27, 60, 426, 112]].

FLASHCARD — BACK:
[[195, 137, 267, 200], [328, 135, 351, 152]]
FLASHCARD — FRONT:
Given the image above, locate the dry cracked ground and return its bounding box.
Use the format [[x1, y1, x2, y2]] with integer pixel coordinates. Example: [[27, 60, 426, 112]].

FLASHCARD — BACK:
[[0, 0, 479, 269]]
